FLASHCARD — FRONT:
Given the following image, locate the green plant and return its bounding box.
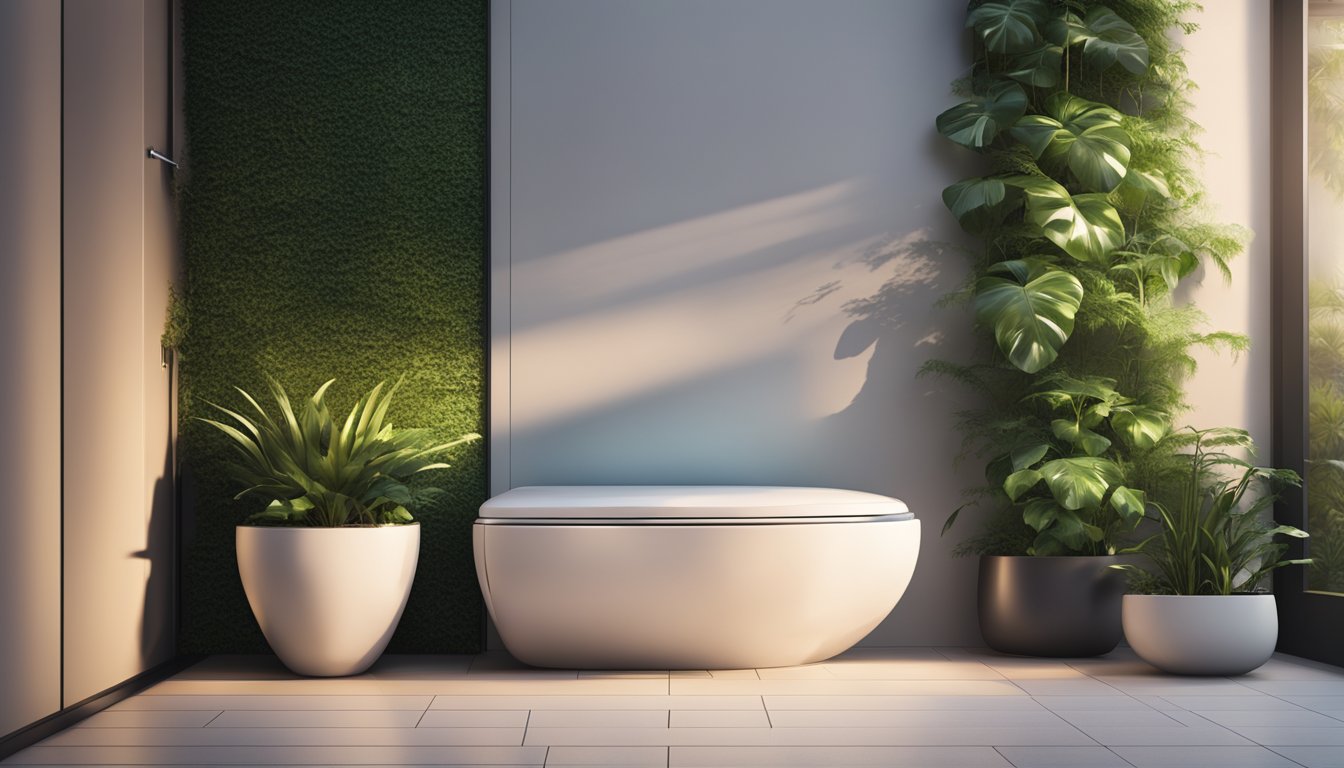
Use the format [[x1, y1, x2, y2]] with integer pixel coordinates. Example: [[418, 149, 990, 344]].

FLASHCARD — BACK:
[[1118, 428, 1309, 595], [930, 0, 1249, 556], [199, 378, 480, 527], [1307, 278, 1344, 592]]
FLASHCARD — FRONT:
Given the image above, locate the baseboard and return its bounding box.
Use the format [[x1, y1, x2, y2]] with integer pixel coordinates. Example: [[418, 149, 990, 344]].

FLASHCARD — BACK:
[[0, 655, 201, 761]]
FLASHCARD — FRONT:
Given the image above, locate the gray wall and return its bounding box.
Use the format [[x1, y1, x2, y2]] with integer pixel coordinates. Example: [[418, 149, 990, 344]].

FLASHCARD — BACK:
[[487, 0, 1272, 646], [0, 0, 64, 738]]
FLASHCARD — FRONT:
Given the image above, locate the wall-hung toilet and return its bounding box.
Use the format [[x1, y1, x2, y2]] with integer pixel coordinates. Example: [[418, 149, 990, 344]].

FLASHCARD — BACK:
[[473, 486, 920, 669]]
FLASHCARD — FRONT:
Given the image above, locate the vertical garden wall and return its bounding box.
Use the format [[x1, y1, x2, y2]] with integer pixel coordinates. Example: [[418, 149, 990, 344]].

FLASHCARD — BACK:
[[178, 0, 487, 653]]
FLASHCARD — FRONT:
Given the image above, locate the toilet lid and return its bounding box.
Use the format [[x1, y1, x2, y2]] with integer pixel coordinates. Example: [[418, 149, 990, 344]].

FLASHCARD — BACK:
[[478, 485, 912, 521]]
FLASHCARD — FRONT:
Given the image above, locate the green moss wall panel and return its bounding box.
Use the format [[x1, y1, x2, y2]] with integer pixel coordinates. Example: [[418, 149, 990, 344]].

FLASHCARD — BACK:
[[178, 0, 487, 654]]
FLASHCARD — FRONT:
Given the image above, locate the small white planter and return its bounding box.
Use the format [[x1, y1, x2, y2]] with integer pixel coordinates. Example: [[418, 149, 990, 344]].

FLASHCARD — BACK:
[[236, 524, 420, 677], [1122, 594, 1277, 676]]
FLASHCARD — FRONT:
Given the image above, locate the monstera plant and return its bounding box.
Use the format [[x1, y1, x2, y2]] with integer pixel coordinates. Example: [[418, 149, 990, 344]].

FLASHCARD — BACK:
[[929, 0, 1252, 657]]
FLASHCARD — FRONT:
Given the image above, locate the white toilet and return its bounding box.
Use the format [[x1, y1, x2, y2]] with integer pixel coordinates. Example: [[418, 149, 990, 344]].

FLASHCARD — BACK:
[[474, 485, 920, 669]]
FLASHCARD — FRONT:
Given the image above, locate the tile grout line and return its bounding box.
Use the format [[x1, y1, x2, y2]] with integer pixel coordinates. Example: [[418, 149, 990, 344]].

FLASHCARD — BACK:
[[413, 695, 432, 729], [200, 711, 224, 728], [1104, 744, 1141, 768], [523, 708, 531, 748], [761, 695, 773, 729], [1265, 745, 1316, 768]]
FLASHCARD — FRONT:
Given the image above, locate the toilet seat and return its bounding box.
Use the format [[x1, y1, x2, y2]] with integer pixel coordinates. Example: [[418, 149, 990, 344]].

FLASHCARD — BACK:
[[477, 485, 913, 524]]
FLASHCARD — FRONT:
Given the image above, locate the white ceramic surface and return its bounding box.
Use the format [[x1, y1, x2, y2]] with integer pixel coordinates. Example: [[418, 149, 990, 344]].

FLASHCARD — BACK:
[[474, 486, 919, 669], [1122, 593, 1277, 676], [236, 524, 420, 677]]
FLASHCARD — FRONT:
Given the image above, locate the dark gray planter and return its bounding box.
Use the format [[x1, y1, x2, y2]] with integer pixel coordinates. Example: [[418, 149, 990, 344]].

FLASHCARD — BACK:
[[978, 555, 1125, 657]]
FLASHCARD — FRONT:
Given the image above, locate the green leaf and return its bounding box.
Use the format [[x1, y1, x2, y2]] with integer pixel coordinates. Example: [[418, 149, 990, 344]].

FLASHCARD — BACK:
[[1004, 42, 1063, 87], [966, 0, 1048, 53], [1111, 404, 1168, 449], [942, 177, 1019, 233], [936, 81, 1029, 149], [1079, 7, 1150, 75], [1108, 485, 1146, 525], [1016, 177, 1126, 263], [1044, 11, 1089, 48], [1022, 498, 1059, 532], [1011, 443, 1050, 471], [1115, 169, 1171, 211], [1051, 418, 1112, 456], [973, 259, 1084, 373], [1039, 456, 1122, 510], [1004, 469, 1043, 501], [1010, 94, 1132, 192]]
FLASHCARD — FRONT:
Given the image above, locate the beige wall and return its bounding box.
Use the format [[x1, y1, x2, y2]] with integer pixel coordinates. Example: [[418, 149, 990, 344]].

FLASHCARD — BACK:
[[490, 0, 1274, 645], [0, 0, 64, 738], [62, 0, 177, 706]]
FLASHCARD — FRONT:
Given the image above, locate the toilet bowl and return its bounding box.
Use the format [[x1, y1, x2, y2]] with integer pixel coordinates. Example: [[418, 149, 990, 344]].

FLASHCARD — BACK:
[[473, 485, 920, 669]]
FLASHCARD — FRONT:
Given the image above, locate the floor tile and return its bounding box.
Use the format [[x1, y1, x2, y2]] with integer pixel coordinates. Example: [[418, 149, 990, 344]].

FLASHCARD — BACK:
[[1111, 745, 1303, 768], [40, 726, 525, 747], [1243, 657, 1344, 681], [74, 709, 223, 728], [430, 695, 763, 711], [764, 694, 1044, 711], [431, 680, 668, 695], [522, 725, 1096, 747], [669, 745, 1013, 767], [824, 660, 1005, 681], [765, 709, 1067, 728], [994, 746, 1131, 768], [1269, 745, 1344, 768], [1234, 727, 1344, 746], [1282, 695, 1344, 712], [671, 678, 1024, 696], [110, 694, 434, 711], [669, 710, 770, 728], [543, 745, 667, 766], [1239, 680, 1344, 696], [1075, 710, 1251, 747], [206, 710, 426, 728], [0, 744, 547, 765], [1195, 709, 1344, 728], [1009, 679, 1121, 696], [577, 670, 669, 680], [419, 710, 530, 728], [1051, 709, 1184, 728], [1033, 695, 1158, 711], [754, 665, 834, 680], [526, 710, 668, 728], [1158, 695, 1306, 711]]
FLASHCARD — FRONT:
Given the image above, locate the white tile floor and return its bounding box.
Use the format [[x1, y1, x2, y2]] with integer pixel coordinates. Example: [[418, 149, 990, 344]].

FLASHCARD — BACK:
[[5, 647, 1344, 767]]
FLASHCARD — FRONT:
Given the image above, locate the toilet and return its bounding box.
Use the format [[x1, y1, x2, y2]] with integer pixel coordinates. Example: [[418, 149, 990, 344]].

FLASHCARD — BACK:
[[473, 485, 920, 669]]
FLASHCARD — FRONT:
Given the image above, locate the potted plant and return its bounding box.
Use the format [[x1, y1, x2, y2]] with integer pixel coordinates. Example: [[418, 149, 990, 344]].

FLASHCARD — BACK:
[[931, 2, 1248, 656], [1118, 428, 1310, 675], [200, 377, 479, 676]]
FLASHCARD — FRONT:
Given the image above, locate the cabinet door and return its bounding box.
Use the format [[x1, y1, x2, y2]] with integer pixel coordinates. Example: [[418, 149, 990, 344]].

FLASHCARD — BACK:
[[63, 0, 176, 705]]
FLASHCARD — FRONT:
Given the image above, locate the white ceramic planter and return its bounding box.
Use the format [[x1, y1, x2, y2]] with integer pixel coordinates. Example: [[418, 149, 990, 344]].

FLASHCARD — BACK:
[[1123, 594, 1277, 676], [236, 524, 420, 677]]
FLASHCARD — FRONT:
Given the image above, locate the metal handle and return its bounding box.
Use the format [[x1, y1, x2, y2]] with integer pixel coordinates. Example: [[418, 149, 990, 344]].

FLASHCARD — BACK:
[[147, 148, 178, 168]]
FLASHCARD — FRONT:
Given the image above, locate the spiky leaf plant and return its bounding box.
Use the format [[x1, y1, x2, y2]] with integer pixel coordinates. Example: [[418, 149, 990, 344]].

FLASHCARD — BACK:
[[929, 0, 1254, 556], [1116, 428, 1309, 595], [199, 378, 480, 527]]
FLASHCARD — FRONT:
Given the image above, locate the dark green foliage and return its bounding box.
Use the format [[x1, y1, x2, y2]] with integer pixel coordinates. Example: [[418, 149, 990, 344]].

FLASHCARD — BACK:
[[179, 0, 487, 652], [931, 0, 1253, 556], [1308, 279, 1344, 593]]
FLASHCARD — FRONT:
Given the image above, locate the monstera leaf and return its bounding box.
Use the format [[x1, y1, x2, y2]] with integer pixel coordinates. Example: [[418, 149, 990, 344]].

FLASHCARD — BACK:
[[1114, 169, 1172, 211], [1005, 42, 1063, 87], [1011, 94, 1132, 192], [966, 0, 1049, 54], [936, 81, 1028, 149], [1016, 177, 1125, 263], [973, 259, 1084, 373], [942, 176, 1020, 232], [1110, 404, 1168, 449], [1079, 7, 1149, 75], [1052, 418, 1112, 457], [1039, 456, 1123, 511]]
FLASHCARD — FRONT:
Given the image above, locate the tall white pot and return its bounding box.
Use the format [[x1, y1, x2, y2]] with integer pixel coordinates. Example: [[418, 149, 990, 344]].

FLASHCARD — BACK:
[[1122, 594, 1277, 676], [236, 524, 420, 677]]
